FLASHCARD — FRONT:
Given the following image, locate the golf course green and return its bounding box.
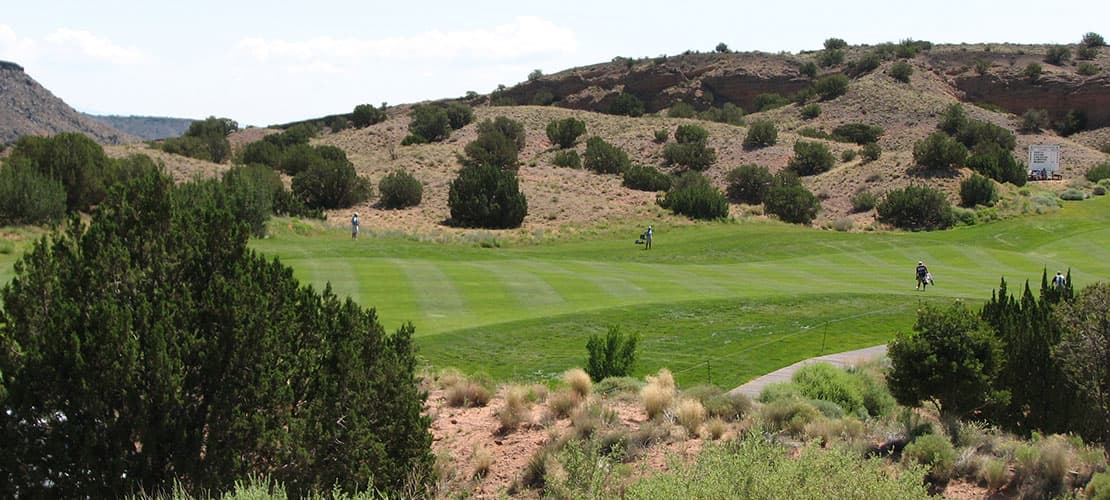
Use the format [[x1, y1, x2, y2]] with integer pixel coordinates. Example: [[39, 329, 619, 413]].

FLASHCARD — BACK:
[[245, 195, 1110, 388]]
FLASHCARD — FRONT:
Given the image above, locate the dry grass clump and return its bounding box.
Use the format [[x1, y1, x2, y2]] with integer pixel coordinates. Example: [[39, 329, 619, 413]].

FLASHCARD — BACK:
[[629, 420, 671, 454], [444, 379, 491, 408], [548, 387, 583, 419], [674, 398, 706, 437], [760, 398, 821, 435], [980, 458, 1010, 492], [641, 368, 676, 420], [436, 368, 465, 389], [563, 368, 592, 398], [496, 384, 535, 433], [472, 444, 494, 479], [704, 417, 728, 440], [570, 401, 620, 440]]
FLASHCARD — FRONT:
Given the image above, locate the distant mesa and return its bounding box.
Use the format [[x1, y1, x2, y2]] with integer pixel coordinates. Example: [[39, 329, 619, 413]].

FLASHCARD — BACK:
[[84, 114, 196, 141], [0, 60, 139, 145]]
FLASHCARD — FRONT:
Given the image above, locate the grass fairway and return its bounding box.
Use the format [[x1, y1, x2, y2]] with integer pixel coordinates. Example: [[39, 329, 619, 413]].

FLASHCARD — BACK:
[[153, 195, 1110, 385]]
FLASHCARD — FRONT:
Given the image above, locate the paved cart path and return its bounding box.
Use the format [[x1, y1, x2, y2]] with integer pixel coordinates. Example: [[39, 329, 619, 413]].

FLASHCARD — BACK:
[[730, 345, 888, 399]]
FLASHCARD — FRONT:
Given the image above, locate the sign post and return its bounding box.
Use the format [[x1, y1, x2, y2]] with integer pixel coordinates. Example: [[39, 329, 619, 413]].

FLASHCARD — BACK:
[[1028, 145, 1060, 180]]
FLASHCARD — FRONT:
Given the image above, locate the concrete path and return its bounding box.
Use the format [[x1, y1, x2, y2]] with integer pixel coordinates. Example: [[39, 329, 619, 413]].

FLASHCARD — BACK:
[[729, 345, 888, 399]]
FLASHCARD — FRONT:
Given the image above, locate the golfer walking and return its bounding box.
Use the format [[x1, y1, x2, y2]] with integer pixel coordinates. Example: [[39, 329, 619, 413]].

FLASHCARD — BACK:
[[644, 225, 653, 250]]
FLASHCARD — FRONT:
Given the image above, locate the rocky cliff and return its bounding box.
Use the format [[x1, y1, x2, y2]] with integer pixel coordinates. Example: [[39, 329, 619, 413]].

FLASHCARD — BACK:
[[0, 61, 138, 145], [496, 44, 1110, 129]]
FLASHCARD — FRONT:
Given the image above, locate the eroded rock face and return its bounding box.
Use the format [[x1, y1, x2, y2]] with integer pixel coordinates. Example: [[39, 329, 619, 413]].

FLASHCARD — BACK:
[[952, 73, 1110, 128], [494, 47, 1109, 129], [0, 62, 139, 145]]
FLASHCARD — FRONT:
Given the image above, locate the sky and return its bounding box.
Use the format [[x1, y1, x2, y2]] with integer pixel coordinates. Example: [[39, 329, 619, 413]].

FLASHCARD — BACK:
[[2, 0, 1106, 127]]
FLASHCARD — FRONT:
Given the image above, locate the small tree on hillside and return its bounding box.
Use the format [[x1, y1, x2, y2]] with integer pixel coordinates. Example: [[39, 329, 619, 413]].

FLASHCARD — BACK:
[[462, 129, 519, 171], [0, 157, 67, 225], [546, 117, 587, 149], [10, 132, 110, 212], [824, 38, 848, 50], [938, 104, 968, 135], [583, 137, 631, 174], [814, 74, 849, 100], [959, 174, 997, 207], [585, 326, 639, 382], [788, 141, 835, 176], [743, 121, 778, 148], [725, 164, 773, 204], [378, 170, 423, 209], [877, 185, 954, 230], [913, 132, 967, 170], [764, 172, 820, 225], [443, 102, 474, 130], [352, 103, 387, 128], [608, 93, 645, 117], [887, 302, 1006, 440], [407, 105, 452, 142], [890, 61, 914, 83], [447, 163, 528, 229], [1052, 282, 1110, 454]]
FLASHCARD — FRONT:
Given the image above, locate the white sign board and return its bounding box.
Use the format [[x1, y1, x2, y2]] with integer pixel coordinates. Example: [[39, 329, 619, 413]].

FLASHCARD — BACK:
[[1028, 145, 1060, 172]]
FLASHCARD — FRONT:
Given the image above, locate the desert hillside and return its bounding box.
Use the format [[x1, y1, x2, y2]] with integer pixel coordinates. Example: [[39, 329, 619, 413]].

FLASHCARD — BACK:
[[88, 41, 1110, 234], [0, 61, 138, 146]]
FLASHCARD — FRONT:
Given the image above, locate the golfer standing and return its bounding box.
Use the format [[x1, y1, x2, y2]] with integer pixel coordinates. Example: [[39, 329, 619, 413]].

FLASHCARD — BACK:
[[644, 225, 653, 250], [351, 212, 360, 239]]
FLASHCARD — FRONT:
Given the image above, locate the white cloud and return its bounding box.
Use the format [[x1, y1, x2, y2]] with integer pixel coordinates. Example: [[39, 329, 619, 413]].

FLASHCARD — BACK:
[[45, 28, 149, 65], [235, 15, 577, 66], [0, 24, 40, 63]]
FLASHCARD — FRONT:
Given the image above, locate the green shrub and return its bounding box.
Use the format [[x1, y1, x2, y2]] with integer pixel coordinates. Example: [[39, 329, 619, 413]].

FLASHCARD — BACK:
[[861, 142, 882, 162], [161, 116, 236, 163], [552, 150, 582, 168], [1088, 471, 1110, 499], [956, 120, 1015, 151], [627, 434, 930, 498], [378, 170, 423, 209], [852, 367, 897, 417], [1020, 109, 1051, 132], [966, 143, 1026, 186], [743, 121, 778, 148], [817, 49, 845, 68], [447, 163, 527, 228], [913, 132, 968, 170], [758, 381, 802, 403], [0, 157, 67, 225], [264, 123, 315, 148], [814, 74, 849, 100], [546, 117, 587, 148], [291, 155, 372, 210], [764, 183, 821, 224], [1054, 109, 1087, 136], [832, 123, 883, 145], [408, 104, 452, 142], [585, 326, 638, 382], [1023, 62, 1043, 79], [938, 103, 968, 135], [903, 434, 957, 483], [877, 185, 954, 230], [761, 399, 821, 435], [725, 164, 772, 204], [1077, 63, 1099, 78], [791, 363, 866, 416], [583, 137, 631, 174], [1082, 32, 1106, 47], [221, 164, 284, 236], [701, 391, 752, 421], [840, 150, 857, 162], [851, 190, 878, 212], [352, 103, 387, 128], [462, 126, 520, 170], [661, 172, 729, 220], [400, 134, 428, 146], [1087, 163, 1110, 182], [444, 102, 474, 130], [667, 102, 697, 118], [1093, 185, 1106, 196], [1044, 45, 1070, 65], [653, 129, 669, 143], [890, 61, 913, 82], [974, 58, 990, 74], [10, 132, 110, 212], [666, 142, 719, 170], [1059, 188, 1086, 201], [699, 103, 745, 125], [800, 61, 818, 78], [960, 174, 997, 207], [477, 116, 525, 150], [800, 104, 821, 119], [788, 141, 835, 176], [849, 52, 881, 75], [754, 93, 790, 111], [278, 144, 321, 176], [238, 140, 283, 168], [608, 93, 644, 117], [623, 165, 672, 192], [824, 38, 848, 50]]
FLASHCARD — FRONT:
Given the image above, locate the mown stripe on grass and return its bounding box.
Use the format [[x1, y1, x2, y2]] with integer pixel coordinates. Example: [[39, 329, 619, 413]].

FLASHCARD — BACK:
[[466, 260, 565, 308], [562, 260, 648, 300], [389, 258, 470, 326]]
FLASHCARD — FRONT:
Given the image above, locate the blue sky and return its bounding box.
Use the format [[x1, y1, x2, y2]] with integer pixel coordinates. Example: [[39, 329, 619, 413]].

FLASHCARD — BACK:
[[2, 0, 1105, 126]]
